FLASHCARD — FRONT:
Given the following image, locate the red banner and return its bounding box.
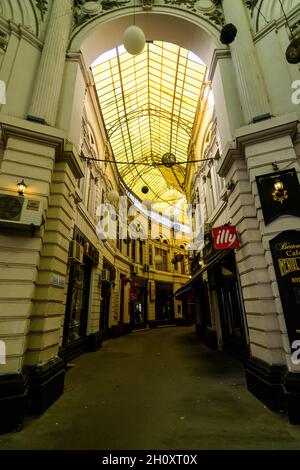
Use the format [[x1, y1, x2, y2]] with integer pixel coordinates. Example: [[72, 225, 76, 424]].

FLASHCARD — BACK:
[[212, 225, 239, 250]]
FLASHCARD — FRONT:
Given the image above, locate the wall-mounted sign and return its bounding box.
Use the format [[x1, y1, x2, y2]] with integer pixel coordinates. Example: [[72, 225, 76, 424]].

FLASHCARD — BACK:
[[256, 169, 300, 225], [212, 225, 239, 250], [270, 230, 300, 345], [51, 274, 65, 288], [150, 281, 156, 302], [27, 200, 40, 211]]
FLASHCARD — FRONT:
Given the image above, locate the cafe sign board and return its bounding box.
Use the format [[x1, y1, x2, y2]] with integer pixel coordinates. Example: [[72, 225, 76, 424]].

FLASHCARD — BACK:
[[212, 225, 239, 250], [270, 230, 300, 345]]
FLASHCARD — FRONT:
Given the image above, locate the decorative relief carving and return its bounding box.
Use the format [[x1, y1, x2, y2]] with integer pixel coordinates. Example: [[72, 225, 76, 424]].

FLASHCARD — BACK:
[[244, 0, 259, 16], [73, 0, 224, 29], [0, 31, 9, 52], [35, 0, 48, 20], [74, 0, 130, 26], [141, 0, 153, 10], [164, 0, 224, 26]]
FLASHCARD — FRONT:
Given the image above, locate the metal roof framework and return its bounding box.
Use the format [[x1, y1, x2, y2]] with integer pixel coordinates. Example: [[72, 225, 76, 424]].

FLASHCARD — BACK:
[[92, 41, 206, 214]]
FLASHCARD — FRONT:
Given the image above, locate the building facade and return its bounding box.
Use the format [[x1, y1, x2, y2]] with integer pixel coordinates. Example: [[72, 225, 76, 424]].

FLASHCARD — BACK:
[[0, 0, 300, 430]]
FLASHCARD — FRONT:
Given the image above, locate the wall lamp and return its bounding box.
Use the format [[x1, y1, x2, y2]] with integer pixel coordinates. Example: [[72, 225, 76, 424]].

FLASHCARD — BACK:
[[17, 179, 27, 197], [226, 179, 235, 192], [272, 179, 288, 204]]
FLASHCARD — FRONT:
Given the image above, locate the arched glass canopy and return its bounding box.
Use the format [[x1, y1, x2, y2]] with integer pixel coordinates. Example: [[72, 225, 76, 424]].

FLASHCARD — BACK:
[[91, 41, 207, 215]]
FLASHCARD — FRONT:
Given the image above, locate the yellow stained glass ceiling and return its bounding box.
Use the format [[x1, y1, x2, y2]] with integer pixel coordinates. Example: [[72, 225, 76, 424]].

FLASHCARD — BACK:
[[92, 41, 206, 213]]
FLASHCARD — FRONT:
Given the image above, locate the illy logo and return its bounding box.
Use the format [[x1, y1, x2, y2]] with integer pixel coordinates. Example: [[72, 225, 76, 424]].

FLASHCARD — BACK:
[[213, 225, 239, 250]]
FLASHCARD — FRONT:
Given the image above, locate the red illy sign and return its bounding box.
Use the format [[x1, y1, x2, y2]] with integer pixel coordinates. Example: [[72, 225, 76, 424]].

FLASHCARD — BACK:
[[212, 225, 239, 250]]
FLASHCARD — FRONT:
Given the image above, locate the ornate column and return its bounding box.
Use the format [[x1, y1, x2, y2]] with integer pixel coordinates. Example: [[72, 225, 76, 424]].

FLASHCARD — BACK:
[[28, 0, 73, 126], [222, 0, 271, 124]]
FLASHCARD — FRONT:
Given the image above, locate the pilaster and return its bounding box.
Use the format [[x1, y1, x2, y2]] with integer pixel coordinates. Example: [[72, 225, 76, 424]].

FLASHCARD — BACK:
[[222, 0, 271, 124], [28, 0, 73, 126]]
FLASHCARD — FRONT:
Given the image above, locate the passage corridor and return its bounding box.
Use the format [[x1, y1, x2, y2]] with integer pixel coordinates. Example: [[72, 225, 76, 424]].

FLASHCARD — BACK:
[[1, 327, 300, 450]]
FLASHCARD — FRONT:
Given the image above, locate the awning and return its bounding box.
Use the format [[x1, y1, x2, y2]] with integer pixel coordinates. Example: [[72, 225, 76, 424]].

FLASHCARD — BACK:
[[174, 250, 228, 299]]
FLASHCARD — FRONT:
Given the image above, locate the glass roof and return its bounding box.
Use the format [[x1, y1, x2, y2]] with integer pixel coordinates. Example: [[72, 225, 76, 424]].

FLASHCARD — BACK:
[[92, 41, 206, 215]]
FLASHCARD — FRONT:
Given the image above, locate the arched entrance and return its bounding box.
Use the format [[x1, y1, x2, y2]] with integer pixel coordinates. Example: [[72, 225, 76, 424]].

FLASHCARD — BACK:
[[58, 8, 242, 152]]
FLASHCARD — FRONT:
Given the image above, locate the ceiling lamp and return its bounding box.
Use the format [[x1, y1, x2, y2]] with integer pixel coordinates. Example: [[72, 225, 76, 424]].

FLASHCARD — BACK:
[[220, 23, 238, 45], [122, 0, 146, 56], [123, 25, 146, 55], [286, 36, 300, 64], [154, 255, 163, 264], [107, 190, 119, 203], [162, 152, 176, 168], [278, 0, 300, 64]]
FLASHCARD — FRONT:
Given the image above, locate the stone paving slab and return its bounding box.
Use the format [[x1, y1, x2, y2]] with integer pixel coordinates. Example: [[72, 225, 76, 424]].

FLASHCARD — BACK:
[[1, 327, 300, 450]]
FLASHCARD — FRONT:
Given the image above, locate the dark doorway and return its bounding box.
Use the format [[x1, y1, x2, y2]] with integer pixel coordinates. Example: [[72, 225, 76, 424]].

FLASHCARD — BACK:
[[214, 251, 249, 358], [63, 255, 92, 345], [155, 282, 175, 323], [130, 286, 148, 329], [99, 281, 111, 333]]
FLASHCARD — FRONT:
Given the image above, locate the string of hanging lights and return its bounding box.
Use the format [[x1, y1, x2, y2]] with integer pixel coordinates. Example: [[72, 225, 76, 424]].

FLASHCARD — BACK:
[[80, 155, 216, 166]]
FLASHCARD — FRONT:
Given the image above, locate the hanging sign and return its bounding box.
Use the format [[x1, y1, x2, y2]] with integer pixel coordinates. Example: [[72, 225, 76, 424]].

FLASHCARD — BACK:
[[270, 230, 300, 346], [212, 225, 239, 250], [256, 169, 300, 225]]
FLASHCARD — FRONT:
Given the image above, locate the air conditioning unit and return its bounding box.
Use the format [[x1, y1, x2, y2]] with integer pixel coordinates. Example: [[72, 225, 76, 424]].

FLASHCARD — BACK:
[[143, 264, 150, 272], [131, 264, 140, 276], [102, 268, 110, 282], [0, 194, 44, 228], [69, 240, 84, 264]]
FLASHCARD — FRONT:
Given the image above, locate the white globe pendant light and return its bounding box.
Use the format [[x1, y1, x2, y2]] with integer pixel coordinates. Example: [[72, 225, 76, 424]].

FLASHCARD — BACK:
[[123, 25, 146, 55], [154, 255, 163, 265]]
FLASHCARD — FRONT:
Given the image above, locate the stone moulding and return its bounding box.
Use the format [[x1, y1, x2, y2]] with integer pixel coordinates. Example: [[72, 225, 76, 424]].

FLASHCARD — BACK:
[[71, 0, 224, 35]]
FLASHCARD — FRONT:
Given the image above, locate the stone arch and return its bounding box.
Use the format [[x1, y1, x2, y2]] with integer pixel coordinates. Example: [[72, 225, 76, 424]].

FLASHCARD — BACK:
[[59, 7, 242, 155], [69, 9, 223, 67]]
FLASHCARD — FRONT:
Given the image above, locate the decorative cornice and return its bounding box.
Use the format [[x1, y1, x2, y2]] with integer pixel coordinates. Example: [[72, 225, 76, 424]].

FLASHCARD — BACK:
[[234, 113, 298, 149], [218, 113, 299, 177], [60, 142, 85, 179], [0, 18, 43, 49], [217, 143, 242, 178], [208, 47, 231, 82], [0, 118, 65, 153], [66, 51, 92, 86]]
